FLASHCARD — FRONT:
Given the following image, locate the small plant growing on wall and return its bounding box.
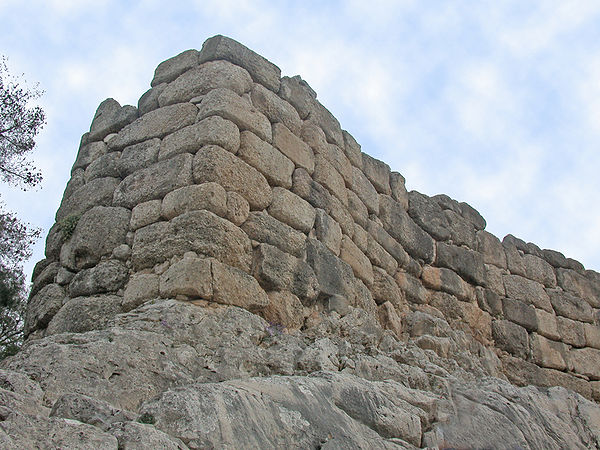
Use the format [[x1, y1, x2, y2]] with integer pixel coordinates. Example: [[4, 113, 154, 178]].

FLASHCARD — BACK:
[[58, 214, 80, 240]]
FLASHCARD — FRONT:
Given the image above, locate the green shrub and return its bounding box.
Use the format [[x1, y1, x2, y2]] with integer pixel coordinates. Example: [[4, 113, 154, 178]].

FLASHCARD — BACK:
[[138, 412, 155, 424], [58, 214, 80, 240]]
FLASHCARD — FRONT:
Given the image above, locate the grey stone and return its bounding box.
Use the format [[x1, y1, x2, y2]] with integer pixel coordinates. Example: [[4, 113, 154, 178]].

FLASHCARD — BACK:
[[340, 235, 374, 286], [123, 273, 159, 312], [46, 295, 122, 335], [161, 182, 227, 220], [421, 265, 472, 301], [314, 209, 342, 255], [350, 166, 379, 215], [307, 101, 344, 147], [301, 123, 352, 185], [476, 230, 507, 269], [159, 255, 212, 299], [117, 138, 160, 177], [542, 248, 570, 269], [279, 75, 316, 119], [193, 144, 272, 210], [556, 316, 586, 347], [571, 347, 600, 380], [55, 176, 120, 221], [30, 261, 60, 296], [130, 199, 161, 230], [365, 238, 398, 276], [292, 167, 333, 211], [239, 131, 294, 187], [408, 191, 451, 241], [502, 296, 538, 332], [557, 268, 600, 308], [199, 34, 281, 92], [476, 288, 503, 317], [83, 151, 120, 182], [50, 393, 135, 430], [492, 319, 529, 359], [159, 115, 240, 160], [55, 267, 75, 286], [530, 333, 568, 371], [389, 171, 409, 210], [226, 191, 249, 226], [503, 274, 553, 312], [366, 220, 410, 268], [268, 187, 315, 233], [361, 153, 391, 194], [534, 308, 561, 340], [24, 284, 66, 335], [251, 83, 302, 134], [197, 87, 272, 142], [272, 123, 315, 173], [72, 141, 107, 172], [547, 288, 594, 323], [158, 60, 253, 106], [313, 154, 347, 205], [108, 421, 188, 449], [444, 209, 477, 249], [151, 48, 199, 86], [69, 260, 128, 297], [108, 103, 197, 151], [435, 242, 486, 285], [523, 253, 557, 288], [138, 83, 167, 116], [371, 267, 404, 308], [114, 152, 193, 209], [241, 211, 306, 257], [212, 259, 269, 310], [88, 98, 138, 142], [306, 238, 355, 300]]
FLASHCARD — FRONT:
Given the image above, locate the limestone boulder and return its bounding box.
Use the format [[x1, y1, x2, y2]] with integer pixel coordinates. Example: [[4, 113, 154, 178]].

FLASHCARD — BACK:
[[492, 319, 529, 359], [225, 191, 249, 226], [46, 295, 122, 335], [130, 199, 161, 230], [279, 75, 316, 119], [263, 291, 306, 330], [159, 256, 212, 299], [24, 284, 66, 336], [435, 242, 485, 286], [408, 191, 450, 241], [306, 238, 355, 300], [88, 98, 138, 142], [151, 48, 199, 86], [69, 260, 128, 297], [72, 140, 107, 172], [557, 268, 600, 308], [161, 182, 227, 220], [242, 211, 306, 257], [55, 176, 120, 221], [268, 187, 316, 234], [251, 83, 302, 134], [238, 131, 294, 188], [122, 273, 159, 312], [547, 288, 594, 323], [117, 138, 160, 177], [212, 259, 269, 310], [273, 123, 315, 173], [503, 274, 552, 312], [350, 166, 379, 215]]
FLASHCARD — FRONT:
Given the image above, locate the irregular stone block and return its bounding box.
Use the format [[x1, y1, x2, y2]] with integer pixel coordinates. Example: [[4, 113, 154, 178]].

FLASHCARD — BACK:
[[151, 49, 199, 86], [372, 267, 404, 308], [421, 265, 471, 301], [197, 88, 271, 142], [268, 187, 315, 233], [365, 237, 398, 276], [118, 138, 160, 177], [239, 131, 294, 188], [55, 177, 120, 221], [380, 196, 435, 264], [307, 101, 344, 147], [408, 191, 450, 241], [159, 255, 212, 299], [534, 308, 560, 341], [161, 182, 227, 220], [193, 144, 272, 210], [435, 242, 485, 286], [484, 264, 506, 297], [313, 154, 347, 205], [347, 188, 368, 228], [241, 211, 306, 257], [83, 152, 120, 182], [542, 248, 570, 269], [279, 75, 316, 119], [530, 333, 568, 371], [571, 347, 600, 380], [301, 123, 352, 185], [158, 60, 253, 106], [199, 35, 281, 92], [503, 239, 527, 277], [69, 260, 128, 297], [557, 268, 600, 308], [327, 195, 354, 237], [138, 83, 166, 116], [113, 153, 193, 209], [291, 167, 332, 211], [556, 316, 585, 347], [250, 83, 301, 134], [24, 284, 66, 335], [523, 254, 557, 288], [377, 301, 403, 337], [340, 235, 374, 286], [263, 291, 306, 330], [389, 171, 409, 210], [502, 297, 538, 332], [366, 220, 410, 268], [341, 130, 362, 168], [50, 392, 136, 430], [272, 123, 315, 173], [72, 141, 107, 172], [395, 272, 428, 306], [547, 288, 593, 323], [361, 153, 390, 194], [352, 223, 368, 252], [350, 166, 379, 215], [212, 259, 269, 310], [130, 199, 162, 230], [132, 210, 252, 272], [159, 116, 240, 160], [584, 323, 600, 349], [31, 261, 60, 296], [61, 206, 131, 270], [503, 274, 552, 312], [88, 98, 138, 142], [305, 238, 355, 299], [476, 230, 507, 269], [253, 243, 318, 302], [46, 295, 122, 335], [314, 209, 342, 255], [444, 210, 477, 249], [108, 103, 198, 151], [123, 273, 159, 312], [225, 191, 249, 226], [475, 288, 503, 317]]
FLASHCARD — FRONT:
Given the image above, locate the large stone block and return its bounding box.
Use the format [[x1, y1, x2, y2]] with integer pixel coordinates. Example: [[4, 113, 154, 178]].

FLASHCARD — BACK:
[[557, 268, 600, 308], [138, 83, 166, 116], [130, 200, 161, 231], [503, 239, 527, 277], [122, 273, 159, 312], [291, 168, 332, 211], [118, 138, 160, 177], [132, 210, 252, 272], [196, 88, 272, 142], [158, 116, 240, 160], [371, 267, 404, 309], [389, 171, 409, 210], [24, 284, 66, 335], [301, 123, 352, 185], [158, 60, 253, 106], [327, 195, 354, 237], [571, 347, 600, 380], [503, 274, 552, 313], [252, 243, 318, 302], [340, 235, 374, 286], [212, 259, 269, 310], [476, 230, 507, 269], [263, 291, 306, 330], [193, 144, 272, 210], [46, 295, 122, 335], [556, 316, 586, 347], [238, 131, 294, 188], [408, 191, 450, 241], [305, 238, 355, 299], [350, 166, 379, 215], [199, 35, 281, 92], [522, 254, 557, 288], [534, 308, 560, 341], [113, 153, 193, 209], [366, 220, 410, 269], [365, 237, 398, 276], [72, 141, 107, 172], [313, 154, 347, 205], [226, 191, 249, 226], [272, 123, 315, 173], [55, 177, 120, 221], [435, 242, 485, 286], [377, 301, 403, 337], [107, 103, 198, 150], [530, 333, 568, 371], [279, 75, 316, 119], [69, 260, 128, 297], [242, 211, 306, 257], [379, 196, 435, 264], [151, 49, 199, 87], [492, 320, 529, 359], [161, 182, 227, 220], [444, 210, 477, 249], [361, 153, 390, 195], [314, 209, 342, 255], [250, 83, 301, 135], [347, 188, 368, 228], [584, 323, 600, 349], [421, 265, 472, 302], [547, 288, 594, 323], [83, 152, 120, 182], [159, 255, 212, 299], [502, 296, 538, 332], [61, 206, 131, 271], [268, 187, 315, 234], [88, 98, 138, 142]]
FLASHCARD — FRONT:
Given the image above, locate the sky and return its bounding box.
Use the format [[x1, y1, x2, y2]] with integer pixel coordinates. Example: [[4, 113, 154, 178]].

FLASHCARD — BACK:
[[1, 0, 600, 281]]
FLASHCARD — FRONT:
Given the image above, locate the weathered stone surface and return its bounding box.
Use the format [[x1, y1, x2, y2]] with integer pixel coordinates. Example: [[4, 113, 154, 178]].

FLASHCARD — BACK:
[[361, 153, 390, 194], [365, 236, 398, 276], [151, 48, 199, 86], [534, 308, 561, 341], [108, 421, 187, 449], [327, 195, 354, 237], [158, 60, 253, 106], [197, 88, 272, 141], [523, 253, 557, 288], [530, 333, 568, 371], [409, 190, 454, 242], [340, 235, 374, 286], [55, 176, 120, 221], [130, 199, 161, 230], [314, 209, 342, 255], [350, 166, 379, 215], [571, 347, 600, 380], [444, 209, 477, 249], [346, 188, 368, 228], [503, 274, 553, 312], [547, 288, 593, 323], [263, 291, 305, 330], [476, 230, 507, 269], [341, 130, 362, 168], [193, 144, 272, 210], [253, 243, 318, 302], [502, 296, 538, 331], [132, 210, 252, 271], [396, 271, 428, 304], [50, 392, 136, 430], [242, 211, 306, 257], [159, 255, 212, 299], [251, 83, 301, 134], [161, 182, 227, 220], [225, 191, 249, 226], [122, 273, 159, 312], [557, 268, 600, 308], [503, 239, 528, 277], [159, 115, 240, 160], [279, 75, 316, 119], [61, 206, 131, 271], [268, 187, 315, 233], [138, 83, 167, 116], [89, 98, 138, 142], [114, 153, 193, 208], [389, 171, 409, 210], [108, 103, 197, 150], [301, 123, 353, 185], [377, 301, 403, 337], [556, 316, 586, 347], [239, 131, 294, 187], [313, 154, 347, 205], [24, 284, 66, 335], [380, 195, 435, 263], [492, 319, 529, 359], [435, 242, 485, 285], [585, 323, 600, 349], [212, 259, 269, 310], [371, 267, 404, 309], [485, 263, 506, 297], [291, 167, 332, 211], [199, 35, 281, 92], [366, 220, 410, 268], [69, 260, 128, 297], [273, 123, 315, 173], [30, 261, 60, 296], [117, 138, 160, 177], [72, 140, 107, 172], [421, 265, 472, 301], [46, 295, 122, 335], [83, 151, 121, 182], [308, 101, 344, 147], [305, 238, 355, 300]]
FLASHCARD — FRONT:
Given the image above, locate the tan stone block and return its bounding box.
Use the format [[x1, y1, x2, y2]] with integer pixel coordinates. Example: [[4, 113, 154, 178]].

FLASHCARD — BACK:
[[226, 191, 249, 226], [570, 347, 600, 380], [503, 274, 553, 312], [272, 123, 315, 173], [341, 130, 362, 168], [389, 171, 409, 210], [314, 209, 342, 255], [372, 267, 404, 308], [352, 223, 369, 253], [267, 187, 315, 233], [361, 153, 391, 195], [212, 259, 269, 310], [396, 271, 428, 305], [365, 238, 398, 277], [251, 83, 301, 135], [347, 189, 368, 228], [242, 211, 307, 258], [421, 266, 471, 302], [377, 301, 403, 337], [159, 256, 212, 299], [367, 220, 410, 269], [350, 166, 379, 215], [238, 131, 294, 188], [161, 182, 227, 220], [557, 268, 600, 308], [556, 316, 586, 347], [523, 253, 557, 288], [123, 273, 159, 312], [313, 154, 347, 206], [484, 264, 506, 297], [263, 291, 306, 330], [302, 123, 352, 185], [530, 333, 568, 371], [340, 235, 374, 286], [130, 200, 162, 230], [327, 195, 354, 237], [151, 49, 199, 87], [534, 308, 560, 341], [477, 230, 507, 269], [584, 323, 600, 349]]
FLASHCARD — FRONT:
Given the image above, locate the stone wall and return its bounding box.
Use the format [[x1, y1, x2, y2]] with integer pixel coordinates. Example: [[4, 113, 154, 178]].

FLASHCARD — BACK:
[[27, 35, 600, 400]]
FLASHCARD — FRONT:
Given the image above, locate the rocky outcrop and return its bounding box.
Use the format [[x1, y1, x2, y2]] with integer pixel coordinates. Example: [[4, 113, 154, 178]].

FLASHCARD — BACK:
[[3, 35, 600, 448]]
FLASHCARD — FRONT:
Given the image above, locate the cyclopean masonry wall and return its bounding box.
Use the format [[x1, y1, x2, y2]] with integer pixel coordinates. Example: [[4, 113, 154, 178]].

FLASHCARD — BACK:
[[8, 35, 600, 447]]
